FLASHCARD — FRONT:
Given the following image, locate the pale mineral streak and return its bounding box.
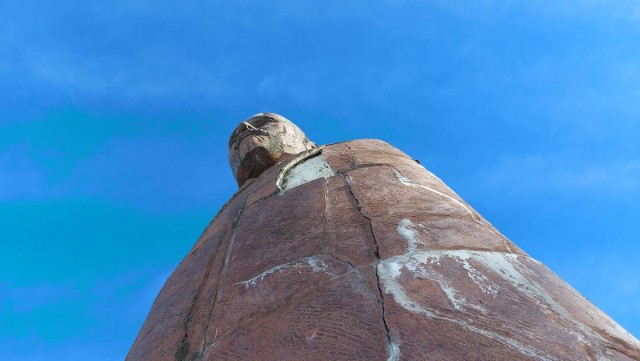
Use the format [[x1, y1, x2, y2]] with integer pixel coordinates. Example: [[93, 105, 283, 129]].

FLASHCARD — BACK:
[[234, 256, 328, 289], [379, 218, 636, 360]]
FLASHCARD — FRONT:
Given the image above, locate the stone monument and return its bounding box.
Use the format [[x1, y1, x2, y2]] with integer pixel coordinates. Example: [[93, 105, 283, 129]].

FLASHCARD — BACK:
[[127, 113, 640, 360]]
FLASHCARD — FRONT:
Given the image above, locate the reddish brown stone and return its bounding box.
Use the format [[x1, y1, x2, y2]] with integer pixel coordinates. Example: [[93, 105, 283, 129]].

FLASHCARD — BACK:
[[128, 137, 640, 361]]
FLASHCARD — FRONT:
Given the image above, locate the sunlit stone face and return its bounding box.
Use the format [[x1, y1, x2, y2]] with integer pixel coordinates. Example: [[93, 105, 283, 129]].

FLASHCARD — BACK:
[[228, 113, 316, 187]]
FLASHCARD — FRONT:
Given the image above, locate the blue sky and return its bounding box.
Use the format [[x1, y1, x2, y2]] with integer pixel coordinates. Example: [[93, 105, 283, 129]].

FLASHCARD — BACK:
[[1, 1, 639, 359]]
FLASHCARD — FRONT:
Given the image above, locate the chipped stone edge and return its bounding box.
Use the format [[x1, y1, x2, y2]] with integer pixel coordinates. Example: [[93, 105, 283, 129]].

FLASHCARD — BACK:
[[275, 146, 326, 191]]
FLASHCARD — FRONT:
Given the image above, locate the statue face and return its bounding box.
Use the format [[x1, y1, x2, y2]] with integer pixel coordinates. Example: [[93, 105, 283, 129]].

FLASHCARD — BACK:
[[228, 113, 316, 187]]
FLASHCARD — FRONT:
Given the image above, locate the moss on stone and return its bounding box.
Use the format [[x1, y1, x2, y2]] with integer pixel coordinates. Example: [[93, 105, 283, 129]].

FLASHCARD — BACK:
[[175, 339, 190, 361]]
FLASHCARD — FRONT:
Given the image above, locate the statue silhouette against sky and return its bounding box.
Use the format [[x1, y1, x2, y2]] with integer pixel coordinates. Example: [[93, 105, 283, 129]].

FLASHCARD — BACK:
[[128, 113, 640, 361]]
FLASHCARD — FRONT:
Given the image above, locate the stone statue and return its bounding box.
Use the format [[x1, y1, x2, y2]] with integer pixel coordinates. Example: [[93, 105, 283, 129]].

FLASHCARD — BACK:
[[128, 113, 640, 361], [228, 113, 316, 187]]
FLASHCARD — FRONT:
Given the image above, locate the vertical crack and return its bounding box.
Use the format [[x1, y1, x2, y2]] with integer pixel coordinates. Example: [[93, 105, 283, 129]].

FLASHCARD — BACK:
[[322, 177, 333, 254], [175, 228, 228, 361], [341, 174, 397, 361], [200, 201, 246, 360]]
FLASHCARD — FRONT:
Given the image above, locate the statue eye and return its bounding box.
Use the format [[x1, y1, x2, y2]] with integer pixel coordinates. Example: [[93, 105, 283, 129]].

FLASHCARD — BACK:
[[249, 119, 275, 128]]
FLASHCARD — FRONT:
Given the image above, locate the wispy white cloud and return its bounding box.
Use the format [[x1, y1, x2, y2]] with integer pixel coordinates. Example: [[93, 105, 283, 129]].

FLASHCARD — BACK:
[[467, 154, 640, 200], [425, 0, 640, 20]]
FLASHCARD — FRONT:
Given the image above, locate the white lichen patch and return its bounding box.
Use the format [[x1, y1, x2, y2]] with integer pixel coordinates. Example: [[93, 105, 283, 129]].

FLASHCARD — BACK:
[[395, 219, 499, 298], [237, 263, 300, 289], [459, 257, 500, 296], [374, 218, 612, 360], [397, 218, 421, 252], [388, 222, 470, 310], [307, 257, 329, 273], [384, 261, 403, 279], [392, 169, 478, 221], [236, 255, 331, 289], [386, 338, 401, 361], [281, 153, 335, 190], [377, 260, 436, 317], [393, 169, 413, 185], [436, 277, 467, 311], [393, 168, 515, 252], [377, 254, 556, 360]]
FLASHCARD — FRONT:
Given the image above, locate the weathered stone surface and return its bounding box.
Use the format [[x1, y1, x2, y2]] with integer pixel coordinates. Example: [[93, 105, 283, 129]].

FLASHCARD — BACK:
[[228, 113, 316, 187], [128, 135, 640, 361]]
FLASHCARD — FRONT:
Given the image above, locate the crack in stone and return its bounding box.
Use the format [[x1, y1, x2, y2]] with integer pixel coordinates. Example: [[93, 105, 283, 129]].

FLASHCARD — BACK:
[[341, 173, 398, 361], [389, 166, 513, 253], [201, 201, 246, 360], [226, 253, 339, 290], [325, 251, 357, 270], [215, 250, 362, 295], [322, 177, 333, 255], [381, 218, 620, 361], [241, 162, 401, 215], [175, 229, 227, 361], [205, 263, 359, 356]]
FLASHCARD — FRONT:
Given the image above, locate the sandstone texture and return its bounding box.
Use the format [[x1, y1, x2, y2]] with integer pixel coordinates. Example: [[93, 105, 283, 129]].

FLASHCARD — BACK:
[[228, 113, 316, 187], [128, 139, 640, 361]]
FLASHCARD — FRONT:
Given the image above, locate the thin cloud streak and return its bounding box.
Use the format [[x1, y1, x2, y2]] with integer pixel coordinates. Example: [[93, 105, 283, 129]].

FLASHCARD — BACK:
[[467, 154, 640, 200]]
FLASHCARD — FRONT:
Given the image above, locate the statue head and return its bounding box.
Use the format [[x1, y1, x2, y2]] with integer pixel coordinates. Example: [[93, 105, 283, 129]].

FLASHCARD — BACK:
[[228, 113, 316, 187]]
